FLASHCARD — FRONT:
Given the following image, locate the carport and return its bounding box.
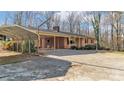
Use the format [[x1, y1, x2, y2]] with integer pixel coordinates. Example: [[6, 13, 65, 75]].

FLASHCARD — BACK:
[[0, 25, 38, 53]]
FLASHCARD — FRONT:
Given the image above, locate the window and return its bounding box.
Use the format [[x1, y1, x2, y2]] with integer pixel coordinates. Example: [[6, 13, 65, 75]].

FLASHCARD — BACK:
[[47, 39, 50, 43], [70, 40, 74, 44]]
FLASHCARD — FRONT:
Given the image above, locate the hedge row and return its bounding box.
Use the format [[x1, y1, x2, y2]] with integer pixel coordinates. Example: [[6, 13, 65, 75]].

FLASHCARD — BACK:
[[70, 45, 110, 50]]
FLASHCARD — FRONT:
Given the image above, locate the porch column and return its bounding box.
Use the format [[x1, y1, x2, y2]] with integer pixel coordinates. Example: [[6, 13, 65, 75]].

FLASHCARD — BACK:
[[54, 36, 56, 50], [57, 37, 59, 49], [82, 38, 84, 46], [42, 36, 45, 49], [64, 37, 67, 48], [68, 37, 71, 48], [80, 38, 82, 47], [78, 37, 81, 48]]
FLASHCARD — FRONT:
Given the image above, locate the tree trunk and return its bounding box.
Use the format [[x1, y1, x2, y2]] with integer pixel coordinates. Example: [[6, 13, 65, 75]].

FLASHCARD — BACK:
[[111, 24, 114, 50]]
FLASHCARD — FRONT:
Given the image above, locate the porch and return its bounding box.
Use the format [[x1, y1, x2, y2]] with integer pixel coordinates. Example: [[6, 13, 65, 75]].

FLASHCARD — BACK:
[[39, 36, 69, 49], [39, 35, 94, 50]]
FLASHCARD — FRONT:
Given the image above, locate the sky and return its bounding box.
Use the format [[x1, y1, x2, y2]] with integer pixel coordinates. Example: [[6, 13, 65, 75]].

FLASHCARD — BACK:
[[0, 11, 124, 29], [0, 11, 63, 25], [0, 11, 86, 25], [0, 11, 108, 25], [0, 11, 109, 32], [0, 12, 8, 25]]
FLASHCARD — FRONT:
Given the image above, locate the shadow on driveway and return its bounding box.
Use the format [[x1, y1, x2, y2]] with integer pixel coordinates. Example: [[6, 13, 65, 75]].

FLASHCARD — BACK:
[[0, 56, 71, 81], [47, 49, 97, 56]]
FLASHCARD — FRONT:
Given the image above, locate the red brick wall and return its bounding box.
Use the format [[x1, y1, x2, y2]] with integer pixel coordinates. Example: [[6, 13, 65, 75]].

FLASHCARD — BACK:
[[64, 37, 68, 48], [81, 38, 85, 47], [56, 37, 65, 49], [40, 35, 96, 49], [40, 36, 68, 49]]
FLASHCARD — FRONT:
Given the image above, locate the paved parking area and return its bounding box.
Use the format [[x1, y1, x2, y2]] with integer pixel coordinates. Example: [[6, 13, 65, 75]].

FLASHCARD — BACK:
[[46, 49, 124, 80], [0, 56, 71, 81], [1, 49, 124, 81]]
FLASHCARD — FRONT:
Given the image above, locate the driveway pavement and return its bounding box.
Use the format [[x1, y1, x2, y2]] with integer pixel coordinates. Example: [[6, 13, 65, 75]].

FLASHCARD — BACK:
[[46, 49, 124, 80], [1, 49, 124, 81], [0, 56, 71, 81]]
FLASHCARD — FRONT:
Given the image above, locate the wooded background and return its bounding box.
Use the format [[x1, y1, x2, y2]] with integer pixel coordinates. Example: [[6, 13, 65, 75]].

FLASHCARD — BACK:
[[2, 11, 124, 51]]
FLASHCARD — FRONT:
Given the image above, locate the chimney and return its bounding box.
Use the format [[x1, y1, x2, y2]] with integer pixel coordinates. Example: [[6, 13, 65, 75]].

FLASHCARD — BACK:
[[53, 26, 60, 32]]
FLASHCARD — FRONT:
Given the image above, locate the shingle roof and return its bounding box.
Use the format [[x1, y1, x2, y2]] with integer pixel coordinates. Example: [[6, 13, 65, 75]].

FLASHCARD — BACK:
[[0, 25, 95, 39], [27, 26, 95, 39]]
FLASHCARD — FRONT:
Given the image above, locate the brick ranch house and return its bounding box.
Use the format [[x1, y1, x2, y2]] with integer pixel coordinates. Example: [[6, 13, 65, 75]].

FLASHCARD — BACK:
[[0, 25, 96, 52]]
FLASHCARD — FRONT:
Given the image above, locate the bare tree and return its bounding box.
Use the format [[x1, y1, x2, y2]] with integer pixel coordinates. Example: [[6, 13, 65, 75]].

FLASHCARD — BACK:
[[0, 12, 10, 26], [13, 11, 24, 25], [41, 11, 55, 30], [112, 12, 122, 51], [66, 11, 77, 33], [23, 11, 34, 27], [109, 11, 115, 50], [53, 14, 61, 26], [90, 12, 101, 49], [60, 20, 68, 32], [80, 12, 91, 36], [74, 13, 83, 34]]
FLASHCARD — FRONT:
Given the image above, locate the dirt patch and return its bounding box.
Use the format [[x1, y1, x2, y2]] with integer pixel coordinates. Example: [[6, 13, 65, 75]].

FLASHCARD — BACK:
[[0, 50, 21, 57], [0, 50, 39, 65], [0, 54, 33, 65]]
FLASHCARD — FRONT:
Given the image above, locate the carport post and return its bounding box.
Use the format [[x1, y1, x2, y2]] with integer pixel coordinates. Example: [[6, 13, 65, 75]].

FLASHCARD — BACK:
[[41, 36, 44, 49], [29, 40, 31, 54], [79, 37, 81, 48], [37, 33, 41, 54], [68, 36, 71, 48], [57, 37, 59, 49], [54, 36, 56, 50], [17, 40, 19, 52], [21, 40, 24, 53]]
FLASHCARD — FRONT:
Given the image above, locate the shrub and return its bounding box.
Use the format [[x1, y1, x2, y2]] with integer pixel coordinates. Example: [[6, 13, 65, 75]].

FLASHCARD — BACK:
[[70, 46, 85, 50], [70, 44, 110, 50], [105, 48, 110, 50], [22, 40, 36, 53], [1, 41, 14, 50], [70, 46, 77, 50], [30, 40, 36, 52], [98, 47, 110, 50], [98, 46, 104, 50], [79, 47, 85, 50], [84, 44, 96, 50]]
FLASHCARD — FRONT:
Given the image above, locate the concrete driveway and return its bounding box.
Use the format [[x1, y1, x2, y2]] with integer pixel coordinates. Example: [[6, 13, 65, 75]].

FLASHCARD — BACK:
[[1, 49, 124, 81], [46, 49, 124, 80], [0, 56, 71, 81]]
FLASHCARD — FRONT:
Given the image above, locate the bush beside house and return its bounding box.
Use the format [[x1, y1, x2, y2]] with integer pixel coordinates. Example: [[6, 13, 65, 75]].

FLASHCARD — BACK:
[[70, 44, 110, 50]]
